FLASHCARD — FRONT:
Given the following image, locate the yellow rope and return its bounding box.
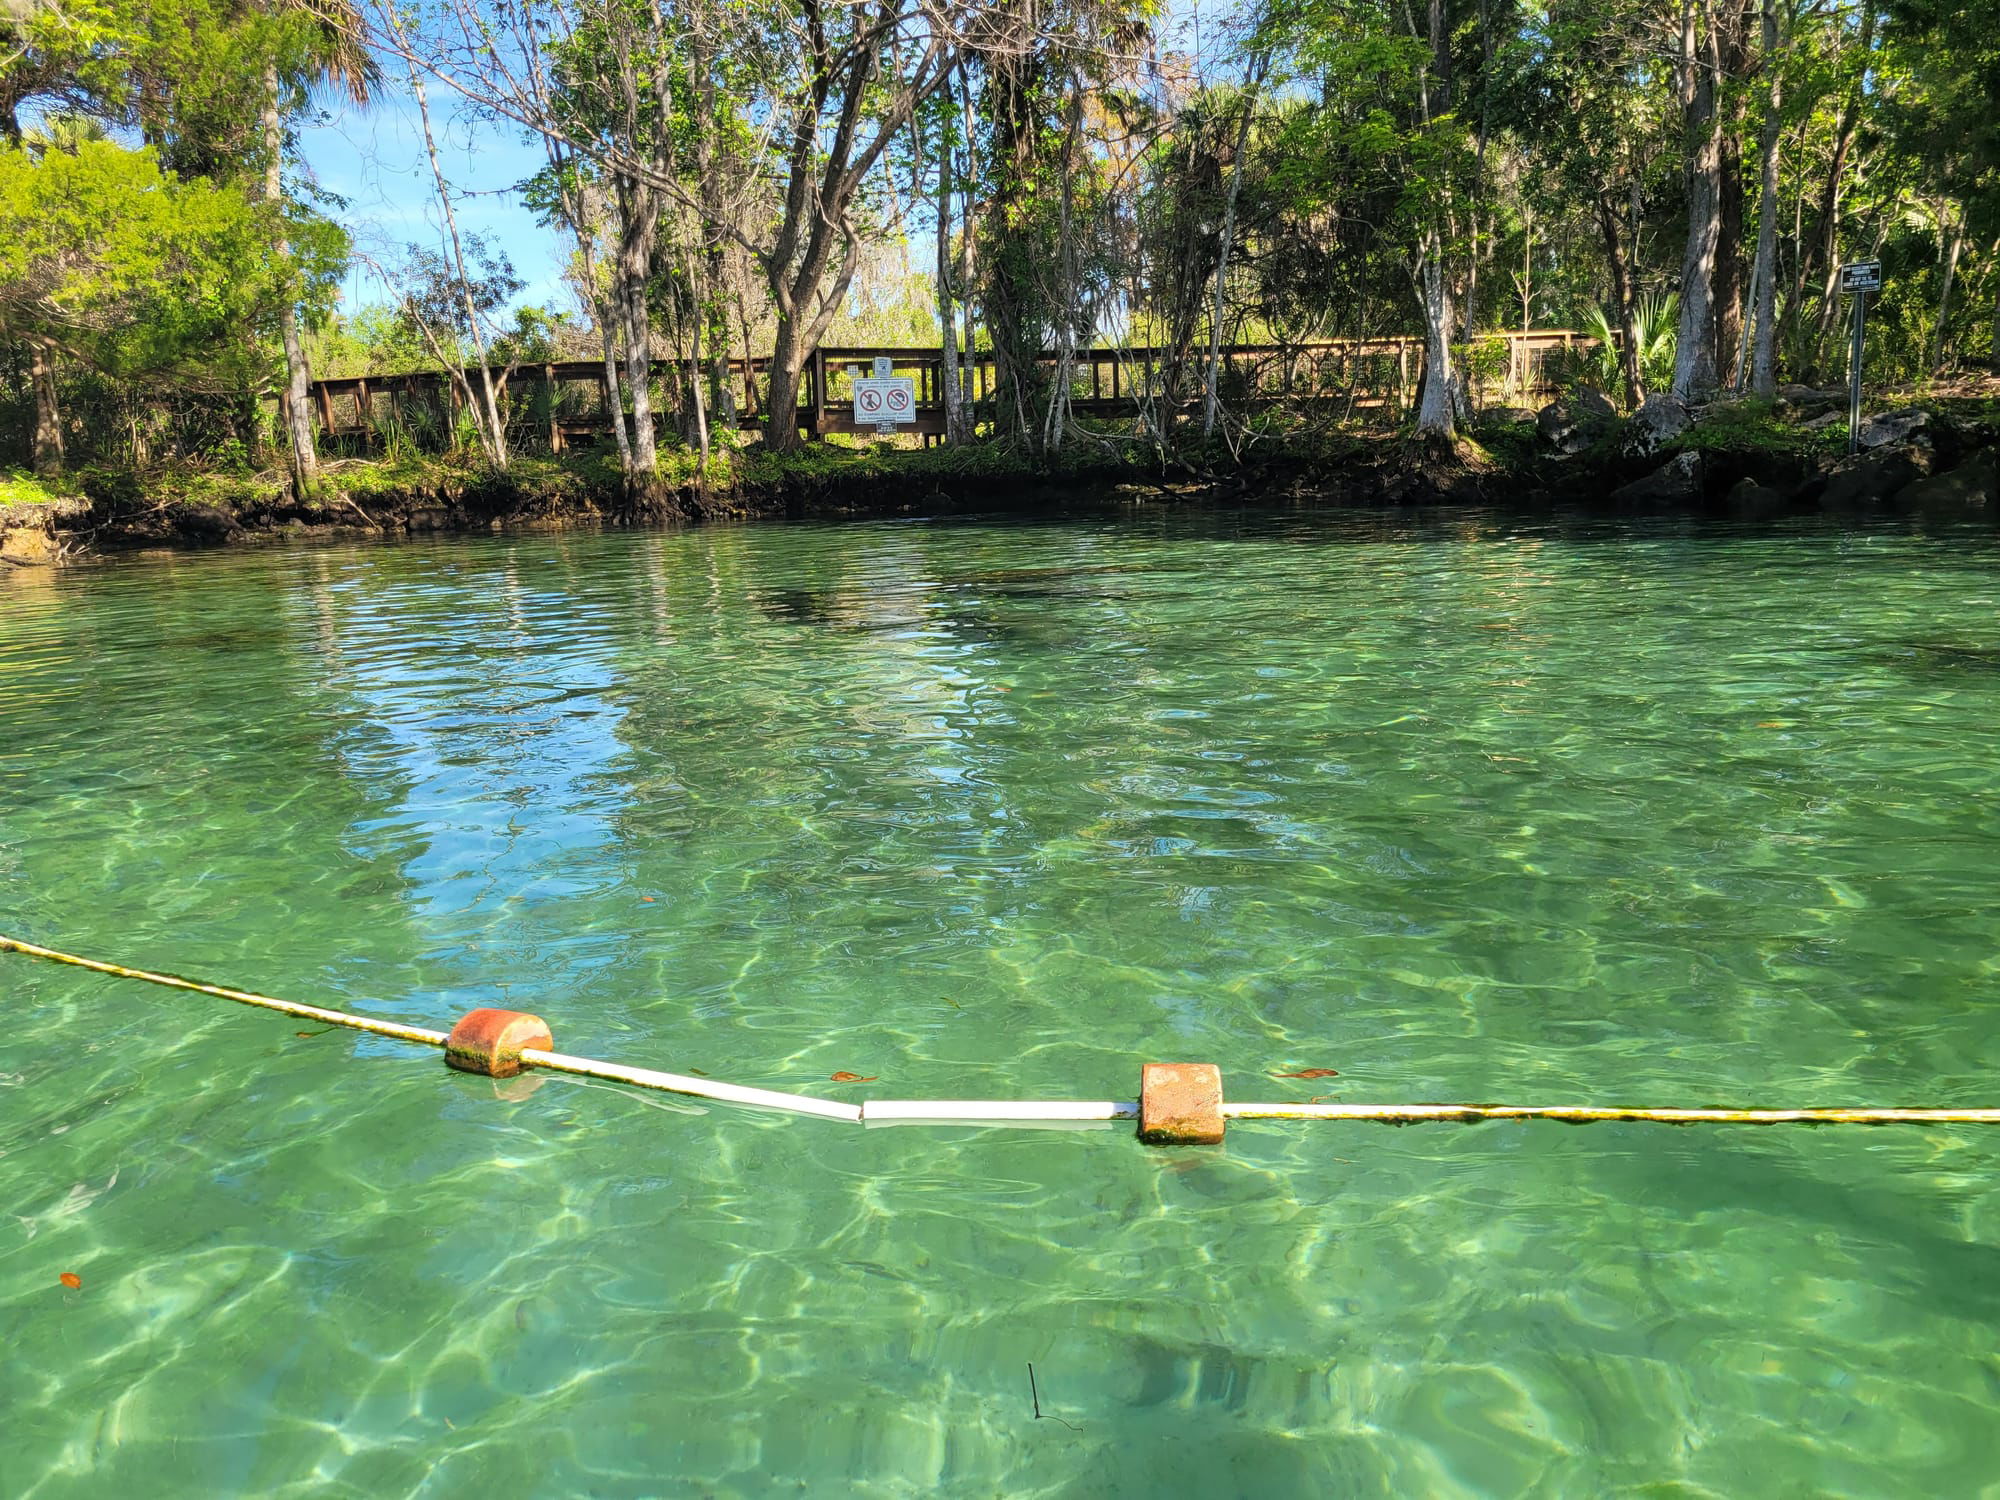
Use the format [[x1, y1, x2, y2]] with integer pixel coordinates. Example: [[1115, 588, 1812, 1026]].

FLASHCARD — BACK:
[[1223, 1101, 2000, 1126], [0, 933, 857, 1119], [0, 933, 449, 1048]]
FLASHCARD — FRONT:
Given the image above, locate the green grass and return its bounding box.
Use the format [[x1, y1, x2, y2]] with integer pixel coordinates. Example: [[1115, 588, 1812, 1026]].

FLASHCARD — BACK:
[[0, 468, 72, 507]]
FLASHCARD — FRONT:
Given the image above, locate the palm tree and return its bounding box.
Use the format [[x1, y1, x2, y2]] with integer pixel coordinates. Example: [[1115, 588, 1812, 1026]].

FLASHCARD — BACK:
[[1584, 292, 1678, 408], [23, 112, 111, 156]]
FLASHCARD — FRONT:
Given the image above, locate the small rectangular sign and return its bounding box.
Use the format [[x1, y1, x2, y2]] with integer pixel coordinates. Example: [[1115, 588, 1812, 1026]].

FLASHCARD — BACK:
[[1839, 260, 1883, 294], [852, 376, 916, 428]]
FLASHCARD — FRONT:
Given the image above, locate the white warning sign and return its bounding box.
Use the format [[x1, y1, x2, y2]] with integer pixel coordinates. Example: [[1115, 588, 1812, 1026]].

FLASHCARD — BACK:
[[852, 375, 915, 433]]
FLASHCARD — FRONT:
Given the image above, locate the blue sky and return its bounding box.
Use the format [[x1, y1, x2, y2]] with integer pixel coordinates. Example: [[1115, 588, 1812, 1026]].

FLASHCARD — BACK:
[[299, 89, 574, 319]]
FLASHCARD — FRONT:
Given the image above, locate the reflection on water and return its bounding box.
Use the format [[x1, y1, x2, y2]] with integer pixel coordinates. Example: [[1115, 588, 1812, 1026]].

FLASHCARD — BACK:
[[3, 508, 2000, 1496]]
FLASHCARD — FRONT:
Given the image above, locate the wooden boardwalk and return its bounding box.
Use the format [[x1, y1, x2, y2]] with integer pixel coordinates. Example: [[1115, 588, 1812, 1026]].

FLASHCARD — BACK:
[[304, 331, 1592, 450]]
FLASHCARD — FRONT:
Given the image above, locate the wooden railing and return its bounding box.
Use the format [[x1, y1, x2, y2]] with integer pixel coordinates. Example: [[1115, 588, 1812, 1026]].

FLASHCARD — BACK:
[[304, 331, 1595, 449]]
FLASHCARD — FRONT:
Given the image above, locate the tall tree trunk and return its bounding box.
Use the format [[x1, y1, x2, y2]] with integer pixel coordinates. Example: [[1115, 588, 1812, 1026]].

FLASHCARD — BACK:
[[1991, 236, 2000, 370], [598, 296, 632, 469], [765, 315, 808, 450], [684, 251, 711, 474], [1746, 0, 1783, 396], [1930, 206, 1964, 374], [29, 340, 64, 475], [1202, 60, 1264, 440], [761, 225, 856, 451], [1597, 193, 1645, 408], [1673, 0, 1724, 399], [982, 49, 1045, 456], [409, 67, 508, 469], [1777, 3, 1872, 367], [1414, 247, 1459, 439], [1406, 0, 1459, 439], [614, 176, 659, 476], [935, 95, 965, 446], [1712, 0, 1753, 384], [263, 65, 320, 495], [955, 62, 981, 434]]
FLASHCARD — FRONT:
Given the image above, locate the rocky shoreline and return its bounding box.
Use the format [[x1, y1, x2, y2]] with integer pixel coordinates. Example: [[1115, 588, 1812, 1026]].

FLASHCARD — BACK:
[[3, 389, 1995, 566]]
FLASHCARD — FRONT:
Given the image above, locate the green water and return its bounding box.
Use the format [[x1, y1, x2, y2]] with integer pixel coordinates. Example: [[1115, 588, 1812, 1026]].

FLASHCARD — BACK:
[[4, 509, 2000, 1497]]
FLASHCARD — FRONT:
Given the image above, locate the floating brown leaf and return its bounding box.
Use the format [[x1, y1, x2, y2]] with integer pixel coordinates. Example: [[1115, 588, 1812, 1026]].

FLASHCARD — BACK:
[[829, 1072, 878, 1083], [1273, 1067, 1340, 1079], [59, 1272, 81, 1290]]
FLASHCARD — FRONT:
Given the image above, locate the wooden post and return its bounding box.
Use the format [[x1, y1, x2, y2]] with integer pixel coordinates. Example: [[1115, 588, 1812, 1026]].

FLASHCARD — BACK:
[[810, 348, 827, 439], [545, 364, 561, 453], [315, 382, 335, 441]]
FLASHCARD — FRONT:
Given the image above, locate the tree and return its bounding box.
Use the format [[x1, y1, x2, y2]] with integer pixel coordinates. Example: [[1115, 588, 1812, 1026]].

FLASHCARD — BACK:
[[0, 138, 287, 472], [1265, 0, 1489, 440]]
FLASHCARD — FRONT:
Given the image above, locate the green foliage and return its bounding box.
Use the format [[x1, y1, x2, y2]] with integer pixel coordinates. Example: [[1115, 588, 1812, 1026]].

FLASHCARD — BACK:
[[305, 304, 429, 379], [0, 140, 283, 386], [0, 467, 72, 507], [1575, 293, 1678, 398]]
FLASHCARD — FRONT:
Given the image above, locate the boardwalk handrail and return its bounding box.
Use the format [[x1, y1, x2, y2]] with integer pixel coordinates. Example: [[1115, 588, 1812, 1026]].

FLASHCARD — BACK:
[[301, 330, 1599, 447]]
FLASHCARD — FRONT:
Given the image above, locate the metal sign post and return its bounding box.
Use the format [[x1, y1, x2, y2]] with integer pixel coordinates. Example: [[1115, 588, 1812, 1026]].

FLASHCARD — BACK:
[[1839, 260, 1882, 454]]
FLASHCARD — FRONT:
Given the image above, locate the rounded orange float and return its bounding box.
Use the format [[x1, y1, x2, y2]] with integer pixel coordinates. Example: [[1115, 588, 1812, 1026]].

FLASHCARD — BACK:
[[445, 1008, 553, 1078]]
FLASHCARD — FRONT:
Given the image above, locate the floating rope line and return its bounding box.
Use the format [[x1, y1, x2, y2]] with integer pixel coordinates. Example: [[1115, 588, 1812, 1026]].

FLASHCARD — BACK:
[[1219, 1101, 2000, 1126], [0, 933, 450, 1047], [6, 934, 2000, 1143]]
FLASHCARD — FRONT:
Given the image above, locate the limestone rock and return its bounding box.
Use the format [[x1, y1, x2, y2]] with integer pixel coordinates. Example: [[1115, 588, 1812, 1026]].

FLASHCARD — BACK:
[[1611, 450, 1704, 506], [1536, 388, 1616, 455], [1776, 383, 1845, 411], [1723, 477, 1788, 518], [1894, 450, 1998, 516], [1819, 446, 1932, 510], [1623, 393, 1692, 456], [1857, 408, 1930, 450]]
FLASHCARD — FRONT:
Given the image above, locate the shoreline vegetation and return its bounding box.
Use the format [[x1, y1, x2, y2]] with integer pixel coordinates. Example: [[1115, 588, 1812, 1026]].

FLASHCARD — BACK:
[[7, 0, 1998, 567], [3, 379, 1995, 566]]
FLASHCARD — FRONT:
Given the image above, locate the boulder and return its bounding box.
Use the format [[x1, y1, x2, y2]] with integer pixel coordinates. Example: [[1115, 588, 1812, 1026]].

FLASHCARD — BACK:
[[1776, 383, 1846, 411], [1610, 450, 1704, 507], [1723, 477, 1788, 519], [1857, 407, 1930, 450], [1623, 393, 1692, 456], [1800, 410, 1845, 432], [165, 503, 240, 542], [1483, 406, 1540, 426], [1894, 450, 1998, 516], [1819, 446, 1932, 510], [1536, 388, 1617, 455]]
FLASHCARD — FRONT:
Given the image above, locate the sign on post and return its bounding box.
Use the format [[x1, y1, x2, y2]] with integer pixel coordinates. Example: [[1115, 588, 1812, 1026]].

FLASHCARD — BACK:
[[852, 355, 915, 436], [1838, 261, 1882, 453], [1838, 260, 1883, 294]]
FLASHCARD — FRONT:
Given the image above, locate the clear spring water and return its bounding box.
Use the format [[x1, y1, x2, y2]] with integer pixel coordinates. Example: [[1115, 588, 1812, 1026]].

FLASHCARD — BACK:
[[4, 508, 2000, 1497]]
